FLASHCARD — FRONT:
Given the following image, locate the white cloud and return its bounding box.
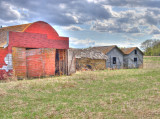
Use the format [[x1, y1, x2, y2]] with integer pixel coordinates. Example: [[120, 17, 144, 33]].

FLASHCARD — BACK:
[[0, 1, 21, 20], [86, 0, 105, 4], [70, 37, 95, 48], [152, 34, 160, 39], [90, 7, 160, 34], [59, 3, 66, 9], [63, 25, 84, 31]]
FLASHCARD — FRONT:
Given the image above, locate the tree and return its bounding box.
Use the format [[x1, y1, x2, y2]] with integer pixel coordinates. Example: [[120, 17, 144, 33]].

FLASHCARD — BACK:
[[140, 39, 154, 51], [140, 39, 160, 56]]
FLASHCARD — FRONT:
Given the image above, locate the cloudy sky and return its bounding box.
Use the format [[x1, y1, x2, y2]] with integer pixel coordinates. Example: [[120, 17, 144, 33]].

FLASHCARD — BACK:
[[1, 0, 160, 48]]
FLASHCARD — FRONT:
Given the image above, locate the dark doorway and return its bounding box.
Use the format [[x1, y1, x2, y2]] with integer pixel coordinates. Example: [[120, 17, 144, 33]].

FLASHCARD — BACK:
[[55, 50, 60, 75]]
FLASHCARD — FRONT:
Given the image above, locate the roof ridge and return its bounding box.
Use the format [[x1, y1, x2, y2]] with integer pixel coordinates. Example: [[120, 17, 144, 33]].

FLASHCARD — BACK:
[[0, 22, 32, 29]]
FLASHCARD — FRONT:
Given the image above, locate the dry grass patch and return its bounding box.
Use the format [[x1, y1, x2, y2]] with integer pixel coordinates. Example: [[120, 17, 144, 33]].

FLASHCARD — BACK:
[[0, 56, 160, 119]]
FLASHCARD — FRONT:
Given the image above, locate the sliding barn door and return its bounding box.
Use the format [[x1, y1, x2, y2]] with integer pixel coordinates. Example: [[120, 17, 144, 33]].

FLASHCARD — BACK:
[[26, 48, 56, 78]]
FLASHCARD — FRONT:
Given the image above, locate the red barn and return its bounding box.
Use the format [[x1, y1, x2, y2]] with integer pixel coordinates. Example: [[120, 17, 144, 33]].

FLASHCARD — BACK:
[[0, 21, 69, 79]]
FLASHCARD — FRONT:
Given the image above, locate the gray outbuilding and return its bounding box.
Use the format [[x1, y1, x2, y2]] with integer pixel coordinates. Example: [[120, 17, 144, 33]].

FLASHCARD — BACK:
[[91, 45, 124, 69], [121, 47, 144, 68]]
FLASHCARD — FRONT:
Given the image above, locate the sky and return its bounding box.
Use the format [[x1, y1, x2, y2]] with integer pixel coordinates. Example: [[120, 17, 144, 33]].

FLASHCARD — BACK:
[[1, 0, 160, 48]]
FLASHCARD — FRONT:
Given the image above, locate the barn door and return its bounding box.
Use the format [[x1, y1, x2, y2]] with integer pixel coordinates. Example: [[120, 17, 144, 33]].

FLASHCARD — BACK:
[[26, 49, 44, 78], [55, 49, 67, 75], [12, 47, 27, 79], [134, 57, 138, 68], [26, 48, 56, 78]]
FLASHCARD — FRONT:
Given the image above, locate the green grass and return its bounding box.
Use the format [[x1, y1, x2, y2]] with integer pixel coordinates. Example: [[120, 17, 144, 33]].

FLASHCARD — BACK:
[[0, 57, 160, 119]]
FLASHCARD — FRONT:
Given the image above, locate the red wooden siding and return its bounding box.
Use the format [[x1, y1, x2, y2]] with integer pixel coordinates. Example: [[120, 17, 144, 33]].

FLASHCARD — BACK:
[[26, 49, 44, 78], [8, 31, 69, 52], [42, 48, 56, 76], [12, 47, 27, 78], [26, 48, 55, 78]]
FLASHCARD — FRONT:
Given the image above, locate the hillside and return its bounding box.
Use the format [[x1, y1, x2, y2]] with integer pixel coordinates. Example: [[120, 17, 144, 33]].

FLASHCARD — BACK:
[[0, 57, 160, 118]]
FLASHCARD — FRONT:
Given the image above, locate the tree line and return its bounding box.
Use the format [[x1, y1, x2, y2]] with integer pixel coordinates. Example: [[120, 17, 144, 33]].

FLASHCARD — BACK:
[[141, 39, 160, 56]]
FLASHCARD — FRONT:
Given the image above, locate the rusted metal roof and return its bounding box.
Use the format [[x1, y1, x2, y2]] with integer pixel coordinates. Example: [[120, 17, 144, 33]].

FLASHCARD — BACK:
[[121, 47, 144, 55], [0, 23, 32, 47], [0, 23, 32, 32]]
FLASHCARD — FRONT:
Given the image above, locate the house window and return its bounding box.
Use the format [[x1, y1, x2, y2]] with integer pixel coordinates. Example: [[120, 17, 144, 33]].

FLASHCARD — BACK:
[[135, 50, 137, 54], [134, 58, 137, 62], [113, 57, 116, 64]]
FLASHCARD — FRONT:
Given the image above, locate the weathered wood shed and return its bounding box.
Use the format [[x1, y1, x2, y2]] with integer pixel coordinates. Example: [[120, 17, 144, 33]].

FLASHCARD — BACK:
[[121, 47, 144, 68], [67, 49, 76, 75], [73, 48, 108, 71], [91, 45, 124, 69], [0, 21, 69, 79]]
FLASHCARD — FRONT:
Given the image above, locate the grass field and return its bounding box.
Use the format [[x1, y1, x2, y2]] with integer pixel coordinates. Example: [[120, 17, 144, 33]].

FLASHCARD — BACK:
[[0, 57, 160, 119]]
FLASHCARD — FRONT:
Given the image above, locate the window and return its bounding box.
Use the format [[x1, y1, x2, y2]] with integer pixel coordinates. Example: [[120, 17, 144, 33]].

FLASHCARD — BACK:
[[135, 50, 137, 54], [113, 57, 116, 64], [134, 58, 137, 62]]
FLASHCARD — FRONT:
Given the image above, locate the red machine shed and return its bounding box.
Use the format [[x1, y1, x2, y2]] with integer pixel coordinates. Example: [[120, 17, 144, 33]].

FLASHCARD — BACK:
[[0, 21, 69, 79]]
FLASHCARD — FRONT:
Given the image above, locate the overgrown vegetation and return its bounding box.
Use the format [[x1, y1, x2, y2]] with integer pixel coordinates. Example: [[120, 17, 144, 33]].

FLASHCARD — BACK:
[[0, 57, 160, 118], [141, 39, 160, 56]]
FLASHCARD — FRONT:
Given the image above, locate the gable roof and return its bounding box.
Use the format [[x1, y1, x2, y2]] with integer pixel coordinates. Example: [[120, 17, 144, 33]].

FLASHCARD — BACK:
[[121, 47, 144, 55], [91, 45, 124, 54]]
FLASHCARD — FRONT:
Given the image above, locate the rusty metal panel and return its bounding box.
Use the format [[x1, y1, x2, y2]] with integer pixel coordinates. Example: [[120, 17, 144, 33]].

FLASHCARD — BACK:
[[12, 47, 27, 78]]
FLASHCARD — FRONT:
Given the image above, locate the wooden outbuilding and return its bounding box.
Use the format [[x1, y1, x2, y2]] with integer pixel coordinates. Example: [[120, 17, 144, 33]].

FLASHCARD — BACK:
[[121, 47, 144, 68], [0, 21, 69, 79], [73, 48, 108, 71]]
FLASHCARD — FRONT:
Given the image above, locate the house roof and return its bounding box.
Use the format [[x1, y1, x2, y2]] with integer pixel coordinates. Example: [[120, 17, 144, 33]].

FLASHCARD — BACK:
[[73, 48, 108, 60], [0, 23, 32, 32], [91, 45, 124, 54], [121, 47, 144, 55]]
